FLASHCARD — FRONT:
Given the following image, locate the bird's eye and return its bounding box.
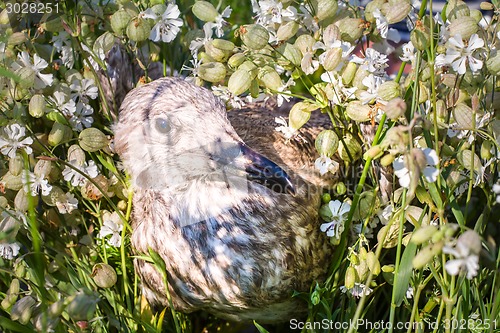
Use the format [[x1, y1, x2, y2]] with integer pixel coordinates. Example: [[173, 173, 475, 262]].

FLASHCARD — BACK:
[[155, 118, 171, 133]]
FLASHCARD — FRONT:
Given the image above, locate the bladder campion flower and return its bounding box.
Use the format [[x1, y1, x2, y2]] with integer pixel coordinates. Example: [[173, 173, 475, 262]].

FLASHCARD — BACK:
[[320, 200, 351, 242], [149, 3, 183, 43], [0, 124, 34, 158], [436, 34, 484, 74], [11, 51, 54, 89]]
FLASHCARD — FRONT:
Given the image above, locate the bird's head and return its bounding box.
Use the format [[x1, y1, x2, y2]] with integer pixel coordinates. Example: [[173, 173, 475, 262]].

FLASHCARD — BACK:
[[114, 77, 295, 199]]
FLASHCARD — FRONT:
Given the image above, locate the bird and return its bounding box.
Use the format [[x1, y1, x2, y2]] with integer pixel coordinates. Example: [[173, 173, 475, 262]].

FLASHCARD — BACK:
[[113, 77, 334, 323]]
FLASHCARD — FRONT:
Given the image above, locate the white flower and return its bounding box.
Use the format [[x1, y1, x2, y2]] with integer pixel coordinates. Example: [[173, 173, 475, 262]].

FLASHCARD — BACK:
[[213, 6, 231, 37], [320, 200, 350, 240], [340, 283, 373, 298], [275, 77, 295, 107], [149, 3, 183, 43], [443, 231, 481, 279], [360, 74, 385, 104], [56, 192, 78, 214], [51, 31, 74, 67], [320, 72, 357, 105], [299, 3, 319, 32], [49, 91, 77, 118], [493, 183, 500, 204], [189, 23, 213, 55], [97, 211, 123, 247], [252, 0, 298, 26], [22, 171, 52, 196], [70, 102, 94, 131], [301, 50, 319, 75], [393, 148, 439, 188], [274, 116, 298, 141], [0, 124, 33, 158], [377, 205, 393, 225], [11, 51, 54, 89], [62, 160, 99, 187], [212, 85, 246, 109], [314, 155, 339, 175], [373, 9, 389, 39], [70, 78, 98, 101], [406, 286, 414, 299], [435, 34, 484, 74], [351, 48, 389, 75], [182, 57, 202, 82], [0, 242, 21, 260], [400, 41, 416, 63], [447, 111, 491, 144]]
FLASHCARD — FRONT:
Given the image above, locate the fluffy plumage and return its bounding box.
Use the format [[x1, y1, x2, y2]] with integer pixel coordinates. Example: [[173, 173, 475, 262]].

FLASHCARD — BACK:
[[114, 77, 333, 322]]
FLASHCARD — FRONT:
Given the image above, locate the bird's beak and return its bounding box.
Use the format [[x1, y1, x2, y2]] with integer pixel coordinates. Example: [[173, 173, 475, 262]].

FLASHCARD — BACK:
[[239, 143, 295, 195]]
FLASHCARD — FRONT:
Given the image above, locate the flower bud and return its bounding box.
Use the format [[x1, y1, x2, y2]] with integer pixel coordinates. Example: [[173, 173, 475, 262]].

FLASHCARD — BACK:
[[338, 134, 362, 162], [315, 0, 338, 21], [28, 94, 46, 118], [192, 1, 218, 22], [79, 128, 109, 152], [258, 66, 282, 91], [2, 172, 23, 191], [34, 160, 51, 178], [380, 153, 395, 166], [336, 18, 364, 43], [410, 148, 428, 172], [411, 225, 438, 245], [228, 69, 252, 96], [48, 122, 72, 147], [378, 81, 401, 101], [480, 140, 493, 160], [16, 67, 36, 89], [336, 182, 346, 195], [281, 43, 302, 66], [412, 241, 443, 269], [321, 193, 331, 204], [346, 100, 371, 122], [366, 251, 380, 276], [81, 175, 109, 200], [1, 279, 20, 310], [42, 186, 65, 207], [486, 50, 500, 75], [342, 62, 357, 85], [41, 17, 63, 32], [382, 0, 411, 24], [240, 24, 269, 50], [289, 102, 313, 130], [11, 296, 36, 325], [276, 21, 299, 41], [205, 40, 231, 62], [198, 62, 226, 82], [410, 24, 429, 51], [322, 47, 342, 71], [126, 18, 151, 42], [446, 0, 470, 22], [9, 154, 23, 176], [345, 266, 356, 289], [453, 102, 473, 130], [228, 53, 246, 68], [91, 263, 118, 288], [363, 145, 383, 160], [384, 97, 406, 120], [364, 0, 386, 22], [294, 34, 316, 55], [67, 144, 86, 165], [458, 149, 482, 173], [480, 2, 494, 10], [352, 67, 369, 90], [111, 9, 132, 35], [315, 130, 339, 157], [448, 17, 478, 40]]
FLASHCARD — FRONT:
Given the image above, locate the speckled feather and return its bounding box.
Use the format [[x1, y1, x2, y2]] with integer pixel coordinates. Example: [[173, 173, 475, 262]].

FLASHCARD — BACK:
[[114, 77, 333, 323]]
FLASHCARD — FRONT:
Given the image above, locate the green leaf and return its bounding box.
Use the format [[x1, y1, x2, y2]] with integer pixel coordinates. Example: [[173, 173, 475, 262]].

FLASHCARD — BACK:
[[0, 66, 21, 82], [253, 321, 270, 333], [0, 316, 35, 333], [46, 111, 68, 125], [394, 241, 417, 306]]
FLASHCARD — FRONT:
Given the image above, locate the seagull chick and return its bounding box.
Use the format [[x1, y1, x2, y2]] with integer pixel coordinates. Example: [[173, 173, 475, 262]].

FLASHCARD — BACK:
[[114, 77, 332, 323]]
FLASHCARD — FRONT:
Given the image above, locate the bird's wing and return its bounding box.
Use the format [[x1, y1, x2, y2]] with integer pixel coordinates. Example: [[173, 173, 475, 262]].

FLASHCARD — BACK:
[[226, 101, 337, 189]]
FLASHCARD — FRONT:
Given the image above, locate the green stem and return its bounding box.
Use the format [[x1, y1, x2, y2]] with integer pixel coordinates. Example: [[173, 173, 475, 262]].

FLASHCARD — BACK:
[[389, 188, 408, 333]]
